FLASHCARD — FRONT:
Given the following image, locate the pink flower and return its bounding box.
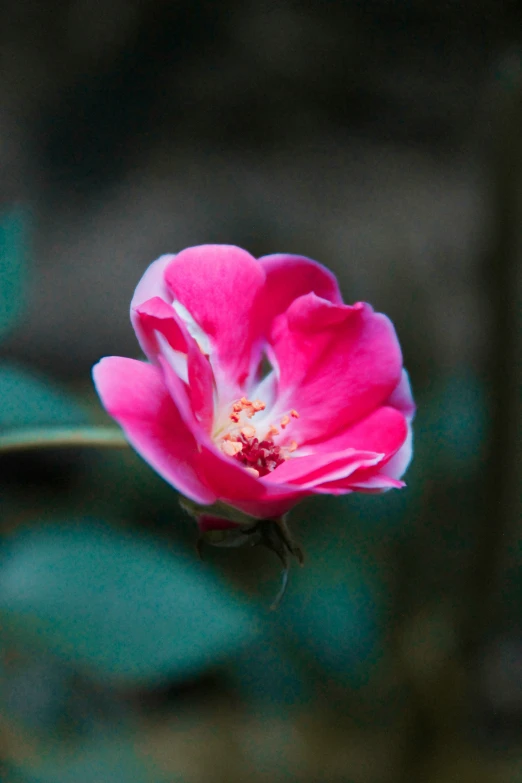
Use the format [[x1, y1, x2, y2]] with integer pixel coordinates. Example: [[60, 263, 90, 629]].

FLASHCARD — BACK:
[[93, 245, 414, 526]]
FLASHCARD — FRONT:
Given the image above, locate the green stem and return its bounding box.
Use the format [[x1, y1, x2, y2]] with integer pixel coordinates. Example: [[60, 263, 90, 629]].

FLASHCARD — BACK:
[[0, 426, 128, 454]]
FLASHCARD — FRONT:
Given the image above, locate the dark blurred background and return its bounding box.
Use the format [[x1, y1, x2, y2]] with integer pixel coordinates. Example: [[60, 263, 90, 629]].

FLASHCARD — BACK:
[[0, 1, 521, 781]]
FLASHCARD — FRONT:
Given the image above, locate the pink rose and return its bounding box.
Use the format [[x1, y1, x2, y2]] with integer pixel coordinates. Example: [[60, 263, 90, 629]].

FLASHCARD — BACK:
[[93, 245, 414, 527]]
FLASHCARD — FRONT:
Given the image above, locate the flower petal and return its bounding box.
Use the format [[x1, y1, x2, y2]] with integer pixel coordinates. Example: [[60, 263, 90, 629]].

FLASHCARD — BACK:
[[387, 369, 416, 421], [263, 448, 384, 488], [313, 407, 411, 491], [135, 298, 215, 432], [130, 255, 176, 360], [164, 245, 266, 390], [318, 474, 405, 492], [293, 406, 410, 491], [349, 475, 406, 490], [378, 420, 413, 480], [377, 370, 415, 480], [92, 357, 216, 506], [186, 345, 215, 433], [255, 253, 343, 331], [158, 347, 214, 439], [134, 296, 187, 358], [270, 294, 403, 444], [305, 406, 408, 457]]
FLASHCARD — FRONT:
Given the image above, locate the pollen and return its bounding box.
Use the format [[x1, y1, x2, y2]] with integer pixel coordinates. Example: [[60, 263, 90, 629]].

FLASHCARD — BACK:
[[222, 440, 243, 456], [229, 396, 266, 421], [280, 415, 290, 429], [241, 425, 256, 439], [290, 409, 299, 418]]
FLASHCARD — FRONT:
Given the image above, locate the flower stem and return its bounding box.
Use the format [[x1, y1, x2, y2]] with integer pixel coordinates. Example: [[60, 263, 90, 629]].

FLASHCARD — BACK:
[[0, 426, 128, 454]]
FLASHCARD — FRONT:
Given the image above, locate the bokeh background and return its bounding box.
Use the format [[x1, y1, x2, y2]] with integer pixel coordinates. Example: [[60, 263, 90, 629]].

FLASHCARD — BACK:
[[1, 1, 521, 781]]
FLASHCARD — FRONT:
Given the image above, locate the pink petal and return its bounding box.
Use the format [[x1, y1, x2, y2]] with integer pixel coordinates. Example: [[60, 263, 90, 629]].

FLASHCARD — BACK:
[[186, 344, 215, 432], [270, 294, 403, 444], [307, 406, 408, 456], [387, 369, 416, 421], [304, 406, 410, 486], [378, 370, 415, 480], [134, 296, 187, 357], [135, 297, 215, 432], [157, 353, 199, 432], [379, 420, 413, 480], [130, 254, 176, 360], [263, 448, 384, 488], [349, 475, 406, 490], [315, 410, 410, 491], [164, 245, 266, 389], [92, 357, 216, 506], [318, 474, 405, 492], [158, 348, 214, 439], [255, 253, 343, 332]]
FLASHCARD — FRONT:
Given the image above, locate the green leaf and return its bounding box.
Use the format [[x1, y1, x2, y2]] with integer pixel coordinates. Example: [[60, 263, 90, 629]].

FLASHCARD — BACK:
[[0, 363, 87, 430], [0, 521, 257, 685], [0, 208, 29, 340]]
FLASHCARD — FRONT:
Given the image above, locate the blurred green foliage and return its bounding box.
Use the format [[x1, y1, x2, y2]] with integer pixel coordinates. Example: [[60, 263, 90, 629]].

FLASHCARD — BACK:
[[0, 522, 257, 686]]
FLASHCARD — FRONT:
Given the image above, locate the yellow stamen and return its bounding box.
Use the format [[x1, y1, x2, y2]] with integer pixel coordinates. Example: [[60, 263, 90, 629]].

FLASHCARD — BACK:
[[229, 397, 267, 421], [222, 440, 243, 456]]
